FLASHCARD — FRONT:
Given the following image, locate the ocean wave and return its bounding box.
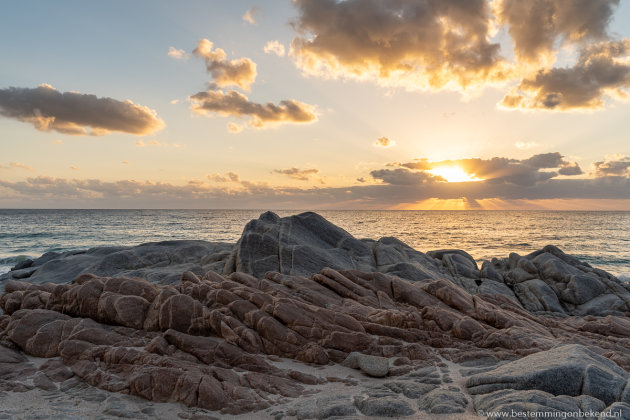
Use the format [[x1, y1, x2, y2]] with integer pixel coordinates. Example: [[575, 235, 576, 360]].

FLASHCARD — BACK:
[[0, 255, 34, 266], [618, 273, 630, 283]]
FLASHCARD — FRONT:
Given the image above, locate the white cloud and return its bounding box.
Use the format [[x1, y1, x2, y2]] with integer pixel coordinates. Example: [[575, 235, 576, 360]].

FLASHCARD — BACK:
[[264, 40, 286, 57], [167, 46, 189, 60]]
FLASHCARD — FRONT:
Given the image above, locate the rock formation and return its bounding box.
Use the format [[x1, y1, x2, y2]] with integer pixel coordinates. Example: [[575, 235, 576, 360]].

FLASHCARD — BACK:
[[1, 211, 629, 419]]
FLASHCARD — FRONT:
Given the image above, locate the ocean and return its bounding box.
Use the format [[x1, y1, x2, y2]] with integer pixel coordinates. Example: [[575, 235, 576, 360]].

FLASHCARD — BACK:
[[1, 209, 629, 280]]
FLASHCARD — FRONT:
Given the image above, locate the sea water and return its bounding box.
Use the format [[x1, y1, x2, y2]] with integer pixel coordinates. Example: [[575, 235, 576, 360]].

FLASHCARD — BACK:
[[1, 209, 629, 280]]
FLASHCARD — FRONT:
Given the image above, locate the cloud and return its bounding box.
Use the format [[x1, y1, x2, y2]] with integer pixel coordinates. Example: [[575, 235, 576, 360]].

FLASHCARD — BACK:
[[2, 165, 628, 210], [0, 85, 165, 136], [515, 141, 538, 150], [209, 172, 241, 183], [290, 0, 508, 91], [227, 122, 244, 133], [136, 139, 170, 147], [71, 166, 80, 171], [501, 39, 630, 110], [593, 156, 630, 176], [189, 86, 317, 129], [53, 139, 64, 145], [389, 152, 582, 186], [558, 163, 583, 176], [243, 7, 259, 25], [264, 40, 286, 57], [374, 136, 395, 148], [168, 46, 189, 60], [494, 0, 619, 65], [193, 39, 257, 91], [10, 162, 34, 171], [273, 167, 319, 181], [288, 0, 630, 112], [370, 168, 443, 185]]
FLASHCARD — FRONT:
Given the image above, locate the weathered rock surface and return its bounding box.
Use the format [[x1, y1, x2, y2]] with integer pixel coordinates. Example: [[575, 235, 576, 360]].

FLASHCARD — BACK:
[[0, 211, 629, 418], [4, 212, 629, 318], [1, 240, 232, 288]]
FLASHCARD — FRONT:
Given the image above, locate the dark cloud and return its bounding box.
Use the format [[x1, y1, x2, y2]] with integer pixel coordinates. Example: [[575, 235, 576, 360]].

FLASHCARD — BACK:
[[193, 39, 257, 91], [558, 163, 583, 176], [390, 152, 582, 186], [370, 168, 443, 185], [290, 0, 507, 91], [0, 85, 165, 136], [502, 39, 630, 110], [495, 0, 619, 64], [593, 156, 630, 176], [189, 87, 317, 129], [273, 167, 319, 181], [399, 159, 432, 171]]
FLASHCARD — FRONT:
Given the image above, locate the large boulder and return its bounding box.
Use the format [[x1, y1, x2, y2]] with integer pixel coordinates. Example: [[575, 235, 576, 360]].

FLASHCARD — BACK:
[[1, 241, 232, 288], [466, 344, 629, 405]]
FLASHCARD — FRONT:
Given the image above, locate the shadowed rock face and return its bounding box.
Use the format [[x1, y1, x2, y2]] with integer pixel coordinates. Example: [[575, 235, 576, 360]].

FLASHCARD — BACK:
[[1, 211, 629, 418]]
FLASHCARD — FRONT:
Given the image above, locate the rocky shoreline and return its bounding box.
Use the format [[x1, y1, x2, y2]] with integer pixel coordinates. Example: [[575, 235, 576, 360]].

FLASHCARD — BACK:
[[1, 211, 630, 419]]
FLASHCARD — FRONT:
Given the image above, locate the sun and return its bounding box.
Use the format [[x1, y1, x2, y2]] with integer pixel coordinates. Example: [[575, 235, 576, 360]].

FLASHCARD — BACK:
[[427, 166, 484, 183]]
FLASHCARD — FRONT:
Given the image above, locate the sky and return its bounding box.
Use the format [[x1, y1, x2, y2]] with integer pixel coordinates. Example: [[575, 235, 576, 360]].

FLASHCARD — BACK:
[[1, 0, 630, 210]]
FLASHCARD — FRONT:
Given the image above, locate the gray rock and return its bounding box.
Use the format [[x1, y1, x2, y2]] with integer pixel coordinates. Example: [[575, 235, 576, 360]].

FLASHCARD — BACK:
[[0, 344, 28, 363], [288, 396, 357, 419], [353, 395, 415, 417], [600, 402, 630, 420], [561, 274, 608, 305], [341, 352, 389, 377], [383, 382, 437, 398], [11, 258, 34, 271], [473, 389, 581, 419], [576, 293, 629, 316], [418, 388, 468, 414], [513, 279, 566, 313], [576, 395, 606, 413], [466, 344, 628, 405], [0, 240, 233, 288]]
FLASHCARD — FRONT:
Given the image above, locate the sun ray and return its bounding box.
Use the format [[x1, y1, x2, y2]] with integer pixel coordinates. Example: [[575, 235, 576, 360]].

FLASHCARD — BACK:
[[427, 166, 484, 183]]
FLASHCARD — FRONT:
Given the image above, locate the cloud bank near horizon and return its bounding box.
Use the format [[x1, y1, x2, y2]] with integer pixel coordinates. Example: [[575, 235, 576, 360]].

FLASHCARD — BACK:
[[1, 153, 629, 209]]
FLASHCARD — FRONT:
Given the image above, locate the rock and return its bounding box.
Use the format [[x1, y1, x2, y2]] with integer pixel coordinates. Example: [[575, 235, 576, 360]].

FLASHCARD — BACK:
[[11, 259, 34, 271], [513, 279, 566, 313], [466, 344, 629, 405], [600, 402, 630, 420], [0, 240, 233, 288], [353, 395, 415, 417], [474, 389, 581, 419], [418, 388, 468, 413], [341, 352, 389, 377], [1, 212, 630, 417], [288, 396, 357, 419]]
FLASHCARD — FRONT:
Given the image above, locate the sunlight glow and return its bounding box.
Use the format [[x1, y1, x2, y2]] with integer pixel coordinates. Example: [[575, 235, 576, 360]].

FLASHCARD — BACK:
[[427, 166, 484, 183]]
